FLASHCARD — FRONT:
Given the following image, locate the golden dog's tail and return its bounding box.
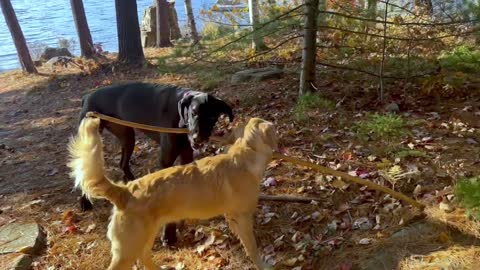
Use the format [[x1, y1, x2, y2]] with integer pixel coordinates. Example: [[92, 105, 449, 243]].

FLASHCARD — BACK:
[[67, 117, 131, 209]]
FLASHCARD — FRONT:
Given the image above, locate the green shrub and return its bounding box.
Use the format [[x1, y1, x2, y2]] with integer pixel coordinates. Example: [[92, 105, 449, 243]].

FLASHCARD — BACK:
[[455, 176, 480, 219], [355, 114, 407, 141], [202, 23, 235, 41], [293, 92, 334, 122], [57, 37, 76, 53], [395, 149, 429, 159], [438, 46, 480, 73]]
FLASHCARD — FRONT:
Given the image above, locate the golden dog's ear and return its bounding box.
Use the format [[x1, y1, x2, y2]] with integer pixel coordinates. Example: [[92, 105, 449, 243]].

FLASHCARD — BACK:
[[223, 122, 246, 145], [259, 122, 278, 151]]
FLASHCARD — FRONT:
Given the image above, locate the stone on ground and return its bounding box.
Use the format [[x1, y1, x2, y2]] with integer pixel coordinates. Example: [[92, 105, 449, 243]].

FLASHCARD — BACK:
[[40, 47, 73, 61], [231, 67, 284, 84], [0, 253, 32, 270], [0, 223, 46, 270]]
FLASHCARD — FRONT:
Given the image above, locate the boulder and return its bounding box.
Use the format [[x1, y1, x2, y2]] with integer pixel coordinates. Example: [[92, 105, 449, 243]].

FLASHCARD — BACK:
[[0, 223, 46, 255], [0, 253, 32, 270], [141, 6, 156, 48], [45, 56, 75, 69], [362, 223, 437, 270], [231, 67, 284, 84], [40, 47, 72, 61], [0, 223, 46, 270]]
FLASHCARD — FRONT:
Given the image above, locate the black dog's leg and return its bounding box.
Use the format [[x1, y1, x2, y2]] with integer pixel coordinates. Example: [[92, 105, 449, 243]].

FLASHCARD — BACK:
[[104, 123, 136, 181], [164, 139, 194, 244], [178, 137, 194, 165], [158, 134, 181, 246], [80, 196, 93, 211]]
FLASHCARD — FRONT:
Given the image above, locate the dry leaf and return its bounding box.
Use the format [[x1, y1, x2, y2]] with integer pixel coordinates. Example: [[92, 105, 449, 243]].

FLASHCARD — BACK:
[[196, 232, 216, 254], [331, 178, 349, 190], [62, 210, 78, 226], [47, 168, 59, 176], [85, 223, 96, 233], [358, 238, 371, 245], [283, 257, 298, 266], [413, 184, 422, 196], [175, 262, 185, 270]]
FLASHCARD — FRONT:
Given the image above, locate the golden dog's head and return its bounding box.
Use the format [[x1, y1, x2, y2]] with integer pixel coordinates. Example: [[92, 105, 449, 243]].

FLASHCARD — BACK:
[[228, 118, 278, 152]]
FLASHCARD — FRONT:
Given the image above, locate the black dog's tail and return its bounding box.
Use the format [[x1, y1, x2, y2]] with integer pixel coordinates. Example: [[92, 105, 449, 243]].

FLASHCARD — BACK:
[[67, 117, 131, 210]]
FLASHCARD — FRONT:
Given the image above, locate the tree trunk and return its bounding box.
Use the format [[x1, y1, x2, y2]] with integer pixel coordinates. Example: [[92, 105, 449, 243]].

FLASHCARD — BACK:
[[367, 0, 377, 18], [248, 0, 268, 52], [115, 0, 145, 64], [156, 0, 172, 47], [168, 2, 181, 40], [299, 0, 319, 95], [184, 0, 200, 44], [364, 0, 377, 39], [0, 0, 37, 73], [70, 0, 94, 58], [414, 0, 433, 16]]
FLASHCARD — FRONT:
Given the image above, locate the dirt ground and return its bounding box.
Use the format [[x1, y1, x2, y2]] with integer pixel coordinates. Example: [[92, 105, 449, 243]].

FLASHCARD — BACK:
[[1, 50, 480, 270]]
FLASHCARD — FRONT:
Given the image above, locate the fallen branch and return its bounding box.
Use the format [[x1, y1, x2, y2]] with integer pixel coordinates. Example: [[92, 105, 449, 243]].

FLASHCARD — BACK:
[[272, 153, 425, 210]]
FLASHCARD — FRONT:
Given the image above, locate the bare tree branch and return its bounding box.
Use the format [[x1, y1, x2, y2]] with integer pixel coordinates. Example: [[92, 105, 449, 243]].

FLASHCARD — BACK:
[[319, 25, 476, 41], [315, 61, 438, 79], [174, 3, 306, 72], [317, 10, 479, 27]]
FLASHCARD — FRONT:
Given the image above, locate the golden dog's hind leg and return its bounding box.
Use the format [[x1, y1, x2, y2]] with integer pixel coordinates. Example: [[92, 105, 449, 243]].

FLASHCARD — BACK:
[[226, 213, 271, 270], [139, 225, 162, 270], [107, 214, 151, 270]]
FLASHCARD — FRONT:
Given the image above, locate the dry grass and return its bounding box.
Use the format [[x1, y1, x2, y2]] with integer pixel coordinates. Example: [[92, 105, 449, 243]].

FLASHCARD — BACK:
[[400, 246, 480, 270]]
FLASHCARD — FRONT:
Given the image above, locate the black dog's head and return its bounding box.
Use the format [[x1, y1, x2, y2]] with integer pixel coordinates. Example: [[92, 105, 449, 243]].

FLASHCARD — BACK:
[[178, 92, 234, 149]]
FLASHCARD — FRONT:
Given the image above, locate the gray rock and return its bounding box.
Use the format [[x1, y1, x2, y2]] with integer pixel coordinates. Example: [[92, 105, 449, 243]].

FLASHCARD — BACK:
[[389, 222, 436, 241], [45, 56, 75, 69], [362, 223, 437, 270], [40, 47, 72, 61], [140, 6, 156, 48], [0, 223, 46, 255], [0, 253, 32, 270], [385, 102, 400, 113], [231, 67, 284, 84], [353, 217, 373, 230]]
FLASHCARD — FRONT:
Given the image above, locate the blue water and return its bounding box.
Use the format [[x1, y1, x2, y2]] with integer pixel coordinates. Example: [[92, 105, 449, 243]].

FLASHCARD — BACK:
[[0, 0, 214, 72]]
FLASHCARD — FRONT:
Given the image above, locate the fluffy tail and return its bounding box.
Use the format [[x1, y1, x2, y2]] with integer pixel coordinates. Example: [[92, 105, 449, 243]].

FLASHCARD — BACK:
[[67, 117, 131, 209]]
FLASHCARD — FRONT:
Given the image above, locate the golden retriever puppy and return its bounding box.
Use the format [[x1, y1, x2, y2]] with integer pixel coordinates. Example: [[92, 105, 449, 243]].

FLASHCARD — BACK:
[[67, 117, 277, 270]]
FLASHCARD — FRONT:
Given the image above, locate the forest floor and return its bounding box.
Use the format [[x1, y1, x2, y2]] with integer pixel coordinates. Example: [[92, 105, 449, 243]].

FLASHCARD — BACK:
[[1, 48, 480, 270]]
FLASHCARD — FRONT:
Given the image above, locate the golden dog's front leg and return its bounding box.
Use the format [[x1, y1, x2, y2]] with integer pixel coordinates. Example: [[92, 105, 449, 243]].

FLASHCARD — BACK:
[[107, 254, 136, 270], [226, 213, 272, 270]]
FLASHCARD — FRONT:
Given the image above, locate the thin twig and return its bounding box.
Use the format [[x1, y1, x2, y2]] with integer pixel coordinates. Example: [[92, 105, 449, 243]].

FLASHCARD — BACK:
[[315, 61, 438, 79], [174, 4, 306, 73], [227, 35, 302, 64], [319, 25, 476, 41], [317, 10, 479, 26]]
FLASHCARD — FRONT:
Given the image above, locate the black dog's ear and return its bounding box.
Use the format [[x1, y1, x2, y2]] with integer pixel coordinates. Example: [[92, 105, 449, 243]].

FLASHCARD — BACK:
[[211, 96, 234, 122], [178, 94, 194, 127]]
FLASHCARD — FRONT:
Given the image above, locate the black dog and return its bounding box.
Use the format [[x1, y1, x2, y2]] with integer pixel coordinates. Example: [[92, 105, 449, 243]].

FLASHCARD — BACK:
[[78, 82, 234, 245]]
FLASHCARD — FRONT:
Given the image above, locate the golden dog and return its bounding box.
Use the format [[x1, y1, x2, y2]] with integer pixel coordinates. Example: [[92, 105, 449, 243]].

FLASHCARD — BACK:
[[67, 117, 277, 270]]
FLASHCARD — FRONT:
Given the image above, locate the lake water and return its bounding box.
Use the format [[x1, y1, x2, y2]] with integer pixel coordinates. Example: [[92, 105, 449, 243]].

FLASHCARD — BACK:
[[0, 0, 215, 72]]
